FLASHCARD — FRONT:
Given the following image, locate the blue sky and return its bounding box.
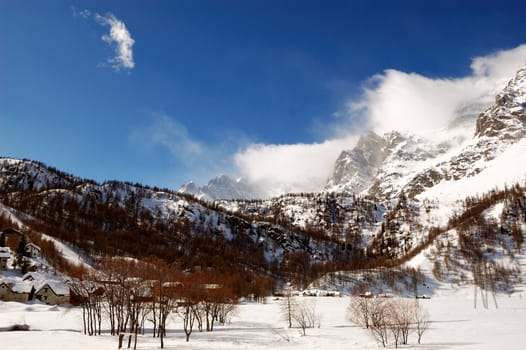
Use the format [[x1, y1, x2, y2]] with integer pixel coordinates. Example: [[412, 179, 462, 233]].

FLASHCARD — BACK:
[[1, 0, 526, 192]]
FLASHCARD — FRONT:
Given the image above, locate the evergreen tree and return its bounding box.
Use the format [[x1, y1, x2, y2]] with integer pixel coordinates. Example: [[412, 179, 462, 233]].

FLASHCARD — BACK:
[[13, 234, 28, 270], [17, 234, 28, 256]]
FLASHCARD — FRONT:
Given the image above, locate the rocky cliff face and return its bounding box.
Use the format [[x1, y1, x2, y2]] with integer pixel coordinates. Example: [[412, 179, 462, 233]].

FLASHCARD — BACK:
[[476, 65, 526, 139], [326, 131, 388, 194], [326, 131, 449, 200]]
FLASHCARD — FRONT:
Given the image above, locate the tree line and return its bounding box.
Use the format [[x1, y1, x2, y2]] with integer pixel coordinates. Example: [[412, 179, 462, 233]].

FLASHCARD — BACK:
[[69, 257, 241, 349]]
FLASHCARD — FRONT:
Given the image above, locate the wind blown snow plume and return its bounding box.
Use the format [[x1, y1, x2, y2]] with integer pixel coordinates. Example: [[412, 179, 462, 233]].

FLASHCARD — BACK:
[[232, 44, 526, 197], [95, 13, 135, 71], [351, 44, 526, 137]]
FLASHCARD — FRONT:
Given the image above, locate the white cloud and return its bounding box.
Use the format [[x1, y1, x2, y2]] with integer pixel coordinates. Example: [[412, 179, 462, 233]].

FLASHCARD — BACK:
[[234, 136, 357, 196], [144, 114, 204, 161], [471, 44, 526, 78], [95, 13, 135, 71], [231, 44, 526, 196], [352, 44, 526, 137]]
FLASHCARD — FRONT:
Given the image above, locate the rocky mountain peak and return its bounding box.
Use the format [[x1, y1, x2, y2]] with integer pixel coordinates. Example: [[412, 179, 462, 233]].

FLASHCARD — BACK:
[[475, 65, 526, 139], [178, 175, 260, 201], [326, 131, 387, 194], [325, 131, 415, 195]]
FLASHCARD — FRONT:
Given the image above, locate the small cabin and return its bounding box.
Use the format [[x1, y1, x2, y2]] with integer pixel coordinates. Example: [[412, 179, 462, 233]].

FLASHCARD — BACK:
[[24, 242, 41, 258], [35, 282, 70, 305], [0, 281, 11, 298], [0, 280, 32, 302]]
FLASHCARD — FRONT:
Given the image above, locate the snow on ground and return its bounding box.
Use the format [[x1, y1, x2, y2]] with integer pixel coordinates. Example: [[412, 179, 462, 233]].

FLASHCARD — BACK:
[[1, 285, 526, 350], [40, 233, 93, 270], [414, 138, 526, 229], [418, 138, 526, 205], [484, 202, 505, 221], [0, 203, 28, 229]]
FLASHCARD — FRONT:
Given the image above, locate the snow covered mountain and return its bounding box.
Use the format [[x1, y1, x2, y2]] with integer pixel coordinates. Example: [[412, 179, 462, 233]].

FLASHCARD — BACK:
[[325, 64, 526, 202], [325, 131, 450, 199], [0, 157, 358, 287], [402, 64, 526, 200], [1, 65, 525, 293], [188, 66, 525, 202], [178, 175, 261, 201]]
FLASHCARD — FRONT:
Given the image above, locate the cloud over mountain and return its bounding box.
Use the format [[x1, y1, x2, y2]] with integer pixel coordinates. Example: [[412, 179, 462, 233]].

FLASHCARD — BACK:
[[232, 44, 526, 197]]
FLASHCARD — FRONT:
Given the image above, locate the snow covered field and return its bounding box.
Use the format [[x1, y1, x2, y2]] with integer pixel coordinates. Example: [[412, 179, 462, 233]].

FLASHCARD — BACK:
[[1, 284, 525, 350]]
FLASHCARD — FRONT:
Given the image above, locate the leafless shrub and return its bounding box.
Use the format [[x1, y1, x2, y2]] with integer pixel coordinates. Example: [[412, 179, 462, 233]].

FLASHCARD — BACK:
[[347, 296, 373, 329], [348, 296, 430, 347], [385, 298, 413, 348], [292, 299, 320, 336], [368, 298, 390, 347]]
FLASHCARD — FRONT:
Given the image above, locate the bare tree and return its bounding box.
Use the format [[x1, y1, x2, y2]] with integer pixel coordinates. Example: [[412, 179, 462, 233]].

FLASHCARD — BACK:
[[413, 301, 430, 344], [216, 302, 237, 326], [292, 299, 320, 336], [347, 296, 373, 329], [148, 260, 181, 349], [368, 298, 390, 348], [389, 299, 413, 346], [280, 287, 297, 328], [349, 295, 430, 348]]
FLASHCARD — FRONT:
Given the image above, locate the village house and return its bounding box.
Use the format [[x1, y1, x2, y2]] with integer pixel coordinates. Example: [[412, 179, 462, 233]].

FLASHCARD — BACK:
[[0, 279, 32, 302], [0, 246, 10, 270], [24, 242, 41, 258], [34, 281, 70, 305], [0, 281, 10, 298]]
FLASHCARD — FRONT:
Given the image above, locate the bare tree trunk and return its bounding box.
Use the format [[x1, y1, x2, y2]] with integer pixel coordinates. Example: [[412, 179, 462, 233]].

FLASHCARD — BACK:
[[82, 304, 87, 335], [160, 324, 164, 349], [118, 334, 124, 349]]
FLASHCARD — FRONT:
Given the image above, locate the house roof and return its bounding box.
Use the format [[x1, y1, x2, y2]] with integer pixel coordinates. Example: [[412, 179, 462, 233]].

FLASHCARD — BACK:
[[0, 278, 31, 294], [11, 281, 32, 294], [22, 271, 45, 281], [25, 242, 41, 251], [35, 281, 70, 296]]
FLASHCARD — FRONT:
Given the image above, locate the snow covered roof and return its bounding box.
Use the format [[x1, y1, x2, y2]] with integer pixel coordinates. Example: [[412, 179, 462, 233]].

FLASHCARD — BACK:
[[0, 246, 11, 258], [0, 278, 32, 294], [22, 271, 45, 281], [161, 281, 184, 288], [35, 281, 70, 296], [25, 242, 41, 251], [11, 281, 32, 294]]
